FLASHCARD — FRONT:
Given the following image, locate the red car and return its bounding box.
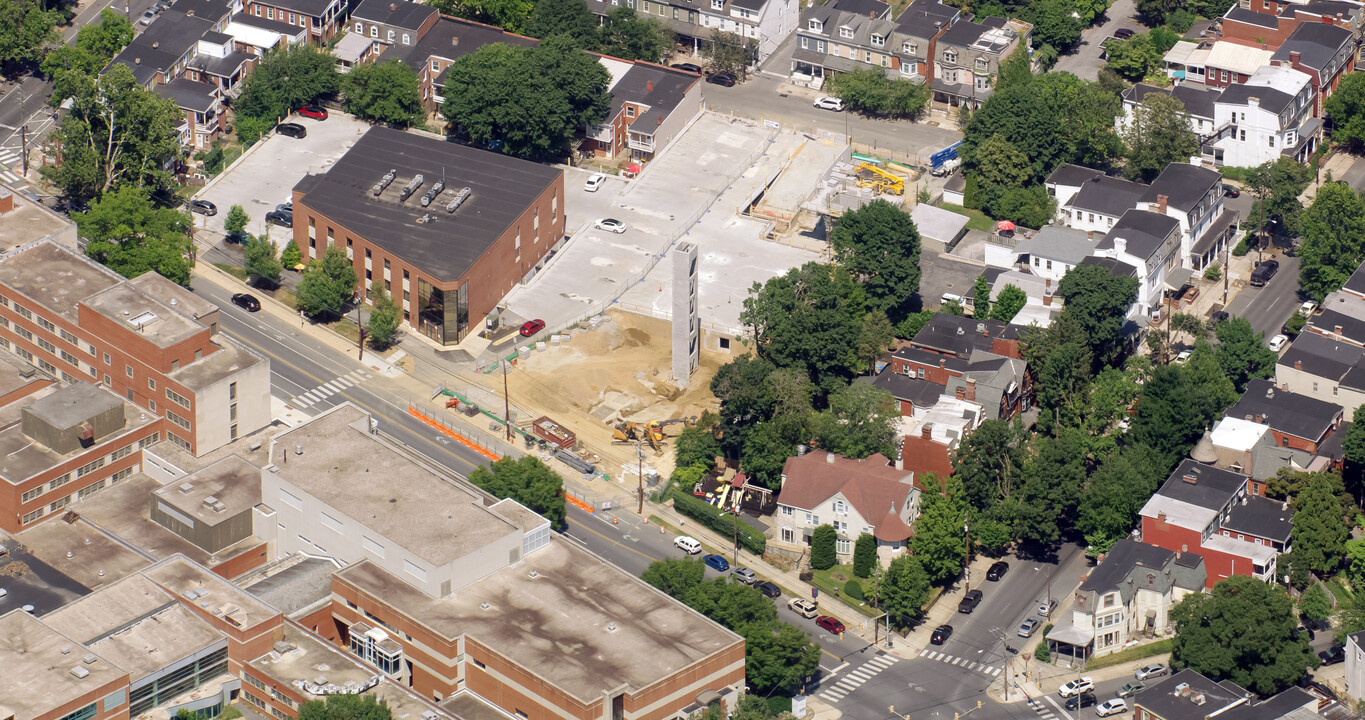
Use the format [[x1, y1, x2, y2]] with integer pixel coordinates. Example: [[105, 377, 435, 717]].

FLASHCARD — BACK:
[[298, 105, 328, 120], [816, 616, 845, 634], [519, 319, 546, 337]]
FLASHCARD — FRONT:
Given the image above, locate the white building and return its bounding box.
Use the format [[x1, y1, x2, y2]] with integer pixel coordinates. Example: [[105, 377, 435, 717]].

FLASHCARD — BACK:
[[1012, 224, 1101, 284], [1091, 208, 1183, 317], [1211, 65, 1318, 167], [698, 0, 799, 64], [771, 451, 920, 564]]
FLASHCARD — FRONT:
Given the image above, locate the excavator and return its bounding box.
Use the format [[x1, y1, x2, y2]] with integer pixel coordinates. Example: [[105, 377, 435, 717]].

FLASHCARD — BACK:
[[854, 162, 905, 196], [611, 417, 699, 453]]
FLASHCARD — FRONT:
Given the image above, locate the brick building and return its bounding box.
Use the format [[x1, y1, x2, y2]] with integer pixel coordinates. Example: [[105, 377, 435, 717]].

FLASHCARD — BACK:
[[0, 240, 271, 456], [292, 127, 565, 345]]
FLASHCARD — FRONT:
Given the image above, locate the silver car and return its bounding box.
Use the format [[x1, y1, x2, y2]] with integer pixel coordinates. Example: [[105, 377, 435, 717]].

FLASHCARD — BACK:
[[1135, 664, 1168, 680], [733, 567, 756, 584], [1017, 618, 1040, 638]]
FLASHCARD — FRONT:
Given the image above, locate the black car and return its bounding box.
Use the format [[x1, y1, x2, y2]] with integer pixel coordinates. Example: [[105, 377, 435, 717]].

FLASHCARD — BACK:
[[930, 624, 953, 645], [672, 62, 703, 74], [1320, 645, 1345, 665], [1065, 693, 1097, 711], [1114, 28, 1135, 39], [277, 122, 307, 138], [706, 71, 737, 87], [266, 209, 293, 227], [231, 293, 261, 312], [1250, 259, 1280, 287], [755, 581, 781, 598], [986, 561, 1009, 581], [958, 589, 983, 613], [188, 199, 217, 216], [1211, 311, 1230, 325], [1223, 184, 1240, 198]]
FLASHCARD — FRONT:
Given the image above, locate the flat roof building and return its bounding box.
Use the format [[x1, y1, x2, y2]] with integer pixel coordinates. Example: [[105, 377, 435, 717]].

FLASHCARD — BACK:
[[0, 609, 130, 720]]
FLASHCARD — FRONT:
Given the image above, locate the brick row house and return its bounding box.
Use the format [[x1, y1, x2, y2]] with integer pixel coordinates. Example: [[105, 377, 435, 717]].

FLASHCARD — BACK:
[[586, 0, 799, 64]]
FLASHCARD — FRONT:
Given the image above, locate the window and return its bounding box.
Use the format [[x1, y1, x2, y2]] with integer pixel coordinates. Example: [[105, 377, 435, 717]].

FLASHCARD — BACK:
[[355, 21, 361, 31], [871, 34, 884, 47], [839, 26, 853, 38], [711, 0, 722, 7], [833, 500, 847, 514], [37, 337, 55, 354], [148, 378, 156, 391], [76, 458, 105, 478], [780, 527, 795, 543], [800, 35, 810, 50], [808, 19, 822, 31], [975, 57, 988, 71], [288, 12, 294, 22], [627, 105, 636, 118], [138, 433, 160, 449], [50, 473, 70, 491], [781, 505, 793, 516], [125, 364, 133, 377], [432, 59, 439, 71], [1268, 136, 1275, 148], [387, 29, 394, 41], [166, 410, 191, 430], [267, 7, 273, 18], [404, 559, 428, 581], [836, 539, 852, 554], [402, 33, 409, 44], [370, 25, 378, 37], [944, 49, 957, 64], [166, 387, 190, 408], [110, 446, 131, 462], [37, 317, 53, 331], [22, 486, 44, 503], [13, 304, 30, 319], [903, 41, 917, 54], [22, 508, 44, 524]]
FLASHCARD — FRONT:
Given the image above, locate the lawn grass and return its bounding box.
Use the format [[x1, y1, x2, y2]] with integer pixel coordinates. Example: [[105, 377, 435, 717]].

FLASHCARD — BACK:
[[810, 564, 879, 617], [214, 264, 249, 281], [1083, 638, 1172, 670], [1326, 576, 1354, 605], [941, 202, 997, 232]]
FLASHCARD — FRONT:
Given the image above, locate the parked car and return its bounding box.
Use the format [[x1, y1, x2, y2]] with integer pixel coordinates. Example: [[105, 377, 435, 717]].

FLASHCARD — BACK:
[[188, 199, 217, 216], [595, 218, 626, 233], [277, 122, 307, 138], [1269, 334, 1289, 352], [1134, 664, 1168, 681], [1017, 618, 1040, 638], [1320, 645, 1345, 665], [1301, 300, 1317, 316], [265, 209, 292, 226], [816, 616, 846, 634], [1065, 693, 1097, 711], [1038, 599, 1058, 617], [958, 589, 983, 613], [138, 8, 157, 25], [1097, 699, 1128, 717], [703, 554, 730, 572], [733, 567, 756, 584], [1173, 350, 1192, 364], [298, 105, 328, 120], [519, 319, 546, 337], [1060, 677, 1095, 698], [706, 71, 737, 87], [986, 561, 1009, 581], [672, 63, 703, 74], [674, 535, 701, 554], [755, 581, 782, 598], [1211, 311, 1230, 325], [1249, 259, 1279, 287], [231, 293, 261, 312], [276, 201, 292, 213], [1223, 184, 1240, 198], [1116, 682, 1145, 698], [584, 173, 606, 192], [788, 597, 819, 618], [813, 96, 844, 111], [931, 624, 953, 645], [1114, 28, 1135, 39]]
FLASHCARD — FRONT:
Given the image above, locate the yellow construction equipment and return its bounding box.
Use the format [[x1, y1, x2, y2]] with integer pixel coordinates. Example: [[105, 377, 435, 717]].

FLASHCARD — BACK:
[[612, 422, 665, 452], [855, 162, 905, 196]]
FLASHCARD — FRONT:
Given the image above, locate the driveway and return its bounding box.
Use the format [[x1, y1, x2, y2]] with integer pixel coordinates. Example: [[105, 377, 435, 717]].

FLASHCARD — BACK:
[[1052, 0, 1143, 81]]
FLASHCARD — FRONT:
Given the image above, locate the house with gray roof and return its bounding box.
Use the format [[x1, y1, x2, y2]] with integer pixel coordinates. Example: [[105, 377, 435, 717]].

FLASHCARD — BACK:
[[1013, 225, 1101, 284], [588, 0, 798, 65], [1228, 378, 1345, 455], [1271, 21, 1355, 116], [348, 0, 438, 63], [1092, 208, 1182, 318], [585, 60, 702, 160], [1211, 64, 1320, 168], [1139, 161, 1239, 272], [1277, 330, 1365, 415], [1057, 173, 1148, 236], [1045, 538, 1205, 659], [931, 15, 1032, 108], [1135, 670, 1319, 720]]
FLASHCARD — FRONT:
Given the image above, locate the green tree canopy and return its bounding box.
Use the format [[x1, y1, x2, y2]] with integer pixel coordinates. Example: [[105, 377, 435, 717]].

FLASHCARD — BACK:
[[223, 204, 249, 240], [1344, 405, 1365, 491], [298, 694, 392, 720], [1213, 317, 1277, 391], [829, 199, 922, 316], [989, 284, 1027, 323], [971, 275, 992, 319], [1056, 262, 1140, 366], [1105, 32, 1170, 81], [974, 134, 1033, 190], [1129, 341, 1236, 463], [1327, 72, 1365, 153], [952, 418, 1028, 512], [281, 240, 302, 270], [42, 9, 133, 102], [703, 29, 757, 78], [235, 44, 340, 123], [366, 280, 401, 348], [744, 621, 821, 695], [880, 553, 931, 629], [1298, 180, 1365, 301], [1299, 583, 1332, 622], [244, 234, 282, 285], [853, 532, 877, 578], [599, 7, 671, 63], [826, 67, 929, 118], [343, 59, 422, 127], [0, 0, 60, 68], [685, 579, 778, 629], [739, 262, 867, 395], [811, 524, 837, 570], [1290, 471, 1350, 576], [77, 185, 192, 284], [1028, 0, 1082, 52], [1246, 158, 1313, 238], [642, 557, 706, 599], [911, 475, 969, 584], [674, 417, 722, 469], [526, 0, 599, 48], [431, 0, 534, 34], [1171, 575, 1317, 694], [1121, 93, 1198, 182], [295, 245, 358, 318], [1076, 444, 1164, 552], [467, 456, 565, 529], [808, 382, 898, 460]]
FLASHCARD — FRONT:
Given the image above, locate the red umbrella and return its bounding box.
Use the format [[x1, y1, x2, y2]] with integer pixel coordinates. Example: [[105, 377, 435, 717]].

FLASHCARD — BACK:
[[626, 164, 642, 173], [996, 220, 1016, 231]]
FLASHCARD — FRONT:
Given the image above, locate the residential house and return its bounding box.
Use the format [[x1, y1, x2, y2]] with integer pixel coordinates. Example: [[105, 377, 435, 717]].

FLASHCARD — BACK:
[[1163, 39, 1212, 83], [910, 202, 969, 253], [771, 450, 921, 563], [586, 60, 702, 160], [1118, 82, 1220, 143], [348, 0, 438, 62], [790, 3, 903, 86], [1133, 670, 1320, 720], [379, 15, 536, 114], [931, 16, 1032, 108], [1226, 379, 1345, 454], [1306, 262, 1365, 346], [908, 312, 1023, 360], [241, 0, 344, 43], [975, 268, 1063, 328], [1203, 40, 1276, 88], [1204, 415, 1337, 480], [1091, 209, 1183, 318], [1224, 0, 1363, 48], [587, 0, 799, 65], [1045, 164, 1105, 210], [1045, 538, 1205, 660], [1053, 170, 1148, 235], [1276, 330, 1365, 414], [874, 339, 1029, 421], [1210, 65, 1320, 166], [894, 0, 961, 81], [1347, 631, 1365, 704], [1012, 224, 1101, 284], [1270, 21, 1356, 116], [1139, 459, 1290, 588], [898, 393, 983, 480]]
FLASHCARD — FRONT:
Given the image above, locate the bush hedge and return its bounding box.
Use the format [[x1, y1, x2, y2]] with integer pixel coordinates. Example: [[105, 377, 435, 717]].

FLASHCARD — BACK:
[[667, 487, 766, 554], [844, 579, 864, 600]]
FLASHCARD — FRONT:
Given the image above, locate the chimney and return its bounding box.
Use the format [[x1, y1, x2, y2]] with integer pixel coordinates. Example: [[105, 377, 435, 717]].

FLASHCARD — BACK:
[[1295, 360, 1303, 370], [922, 425, 932, 439], [1087, 230, 1094, 240], [1182, 472, 1198, 484], [955, 385, 966, 400], [1336, 325, 1344, 334], [1114, 237, 1127, 255], [186, 7, 193, 14], [1157, 194, 1169, 214], [1290, 50, 1301, 64], [1043, 293, 1053, 306], [1255, 413, 1264, 423], [646, 80, 654, 92], [826, 452, 835, 464], [1266, 387, 1275, 399], [938, 358, 946, 369], [1045, 278, 1052, 288], [1158, 511, 1167, 522], [965, 377, 977, 401], [152, 41, 159, 48], [1248, 96, 1260, 109], [135, 57, 141, 64], [452, 36, 459, 46], [390, 1, 396, 8], [656, 115, 662, 126], [977, 322, 987, 336]]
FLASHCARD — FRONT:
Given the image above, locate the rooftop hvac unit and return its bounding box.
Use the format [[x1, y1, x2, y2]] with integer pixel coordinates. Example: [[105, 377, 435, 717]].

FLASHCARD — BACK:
[[420, 179, 445, 207], [69, 666, 90, 679], [371, 169, 396, 196], [398, 174, 424, 201], [446, 186, 472, 213]]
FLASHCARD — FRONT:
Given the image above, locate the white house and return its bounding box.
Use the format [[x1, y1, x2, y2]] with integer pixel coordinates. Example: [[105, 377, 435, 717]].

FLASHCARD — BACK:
[[1091, 208, 1183, 317], [698, 0, 798, 64], [771, 451, 920, 564], [1013, 224, 1101, 284], [1211, 65, 1318, 167], [1138, 162, 1235, 271], [1346, 631, 1365, 704]]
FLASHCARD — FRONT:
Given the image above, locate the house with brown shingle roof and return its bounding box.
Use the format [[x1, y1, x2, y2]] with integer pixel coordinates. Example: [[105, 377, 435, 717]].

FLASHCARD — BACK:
[[770, 451, 921, 564]]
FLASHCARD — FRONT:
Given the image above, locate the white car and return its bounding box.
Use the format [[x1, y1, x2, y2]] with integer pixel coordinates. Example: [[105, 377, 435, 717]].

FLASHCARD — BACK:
[[1060, 677, 1095, 698], [1096, 699, 1128, 717], [813, 96, 844, 111], [584, 173, 606, 192], [1301, 300, 1317, 316], [1269, 334, 1289, 352], [1173, 350, 1191, 364], [788, 597, 819, 618], [594, 218, 626, 233]]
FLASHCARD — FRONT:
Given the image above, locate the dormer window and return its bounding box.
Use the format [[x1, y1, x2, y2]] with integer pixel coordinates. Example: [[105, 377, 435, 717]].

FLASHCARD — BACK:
[[711, 0, 723, 9], [976, 57, 988, 71], [871, 33, 884, 47], [808, 19, 822, 32], [903, 41, 917, 54], [840, 26, 853, 39], [944, 49, 957, 63]]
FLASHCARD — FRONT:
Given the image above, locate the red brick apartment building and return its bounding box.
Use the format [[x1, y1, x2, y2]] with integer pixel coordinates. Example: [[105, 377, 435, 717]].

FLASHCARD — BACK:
[[0, 241, 271, 458], [292, 127, 565, 344]]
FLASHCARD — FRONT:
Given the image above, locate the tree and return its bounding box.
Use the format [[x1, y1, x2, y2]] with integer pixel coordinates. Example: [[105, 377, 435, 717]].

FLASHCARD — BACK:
[[0, 0, 59, 68], [1298, 180, 1365, 301], [1246, 158, 1313, 238], [599, 7, 671, 63], [825, 67, 929, 118], [1291, 471, 1350, 577], [525, 0, 599, 48], [974, 134, 1033, 190], [432, 0, 535, 34], [467, 455, 565, 529], [809, 382, 898, 460], [739, 262, 867, 395], [1213, 317, 1277, 391], [1344, 405, 1365, 490], [1056, 263, 1140, 365], [343, 60, 422, 127], [744, 621, 821, 695], [42, 9, 133, 101], [235, 44, 339, 123], [686, 579, 778, 629], [703, 29, 757, 78], [1327, 72, 1365, 153], [1008, 429, 1088, 544], [642, 557, 706, 599], [1346, 536, 1365, 589], [741, 419, 801, 491], [244, 234, 282, 286], [1028, 0, 1082, 53], [281, 240, 302, 270], [1105, 33, 1164, 82], [1077, 445, 1163, 552], [77, 185, 193, 284], [1122, 93, 1198, 182], [989, 284, 1027, 323], [853, 532, 877, 578], [971, 274, 992, 319], [710, 354, 778, 457], [896, 309, 934, 341], [880, 553, 931, 629], [42, 63, 183, 201], [856, 310, 894, 375], [911, 475, 969, 584], [996, 44, 1033, 91], [952, 419, 1028, 512], [674, 416, 722, 469], [811, 524, 837, 570], [829, 199, 921, 315], [366, 280, 401, 348], [443, 37, 611, 162], [961, 81, 1070, 186], [1299, 583, 1332, 622], [298, 694, 392, 720], [295, 245, 357, 318], [223, 204, 249, 241], [986, 186, 1056, 229], [1130, 341, 1236, 464], [1170, 575, 1317, 694]]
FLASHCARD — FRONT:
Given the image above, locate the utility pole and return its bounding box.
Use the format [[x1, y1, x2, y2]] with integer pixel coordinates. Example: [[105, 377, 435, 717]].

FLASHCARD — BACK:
[[963, 509, 971, 592], [732, 506, 739, 566], [501, 358, 513, 442], [636, 443, 645, 515], [355, 304, 365, 361], [19, 91, 28, 177]]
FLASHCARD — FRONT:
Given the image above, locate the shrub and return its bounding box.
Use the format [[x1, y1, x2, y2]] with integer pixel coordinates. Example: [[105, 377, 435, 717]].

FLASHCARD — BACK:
[[1233, 234, 1252, 257], [1204, 265, 1222, 281], [1035, 639, 1051, 663], [853, 532, 878, 578], [843, 579, 864, 600], [811, 524, 837, 570], [667, 487, 766, 554]]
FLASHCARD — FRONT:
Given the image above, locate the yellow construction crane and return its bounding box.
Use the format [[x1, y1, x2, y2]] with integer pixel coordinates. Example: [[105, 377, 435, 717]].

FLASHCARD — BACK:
[[855, 162, 904, 196]]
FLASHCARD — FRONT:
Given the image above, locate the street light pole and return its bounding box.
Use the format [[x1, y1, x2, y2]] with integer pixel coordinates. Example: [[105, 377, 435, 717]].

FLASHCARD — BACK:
[[963, 509, 971, 591]]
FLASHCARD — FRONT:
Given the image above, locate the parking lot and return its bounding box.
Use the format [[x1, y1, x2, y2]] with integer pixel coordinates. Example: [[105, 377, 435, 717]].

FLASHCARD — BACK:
[[193, 113, 372, 238]]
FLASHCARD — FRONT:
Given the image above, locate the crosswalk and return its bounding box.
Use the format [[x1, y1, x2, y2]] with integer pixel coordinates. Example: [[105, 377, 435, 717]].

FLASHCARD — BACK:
[[0, 147, 24, 185], [287, 369, 369, 408], [1027, 696, 1062, 720], [817, 653, 900, 703], [917, 647, 1003, 677]]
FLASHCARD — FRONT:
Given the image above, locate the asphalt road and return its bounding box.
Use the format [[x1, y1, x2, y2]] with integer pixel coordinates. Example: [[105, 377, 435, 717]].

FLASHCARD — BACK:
[[1224, 253, 1304, 340], [1052, 0, 1142, 81]]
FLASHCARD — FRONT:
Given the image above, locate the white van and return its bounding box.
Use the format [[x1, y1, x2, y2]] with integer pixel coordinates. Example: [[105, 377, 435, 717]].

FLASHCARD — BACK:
[[674, 535, 702, 555], [941, 293, 964, 307]]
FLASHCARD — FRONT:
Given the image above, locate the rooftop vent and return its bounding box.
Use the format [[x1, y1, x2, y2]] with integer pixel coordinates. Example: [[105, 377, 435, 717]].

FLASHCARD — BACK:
[[203, 496, 219, 508], [399, 174, 425, 202], [60, 645, 71, 654], [420, 179, 445, 207], [372, 169, 397, 196], [1175, 682, 1190, 696], [66, 550, 74, 558], [446, 186, 472, 213], [70, 666, 91, 679], [128, 311, 157, 327], [606, 621, 618, 632], [1182, 473, 1198, 484], [179, 482, 195, 494], [295, 443, 303, 455], [83, 653, 97, 664], [1266, 387, 1274, 399], [480, 601, 491, 610], [529, 569, 538, 578], [1193, 694, 1206, 706]]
